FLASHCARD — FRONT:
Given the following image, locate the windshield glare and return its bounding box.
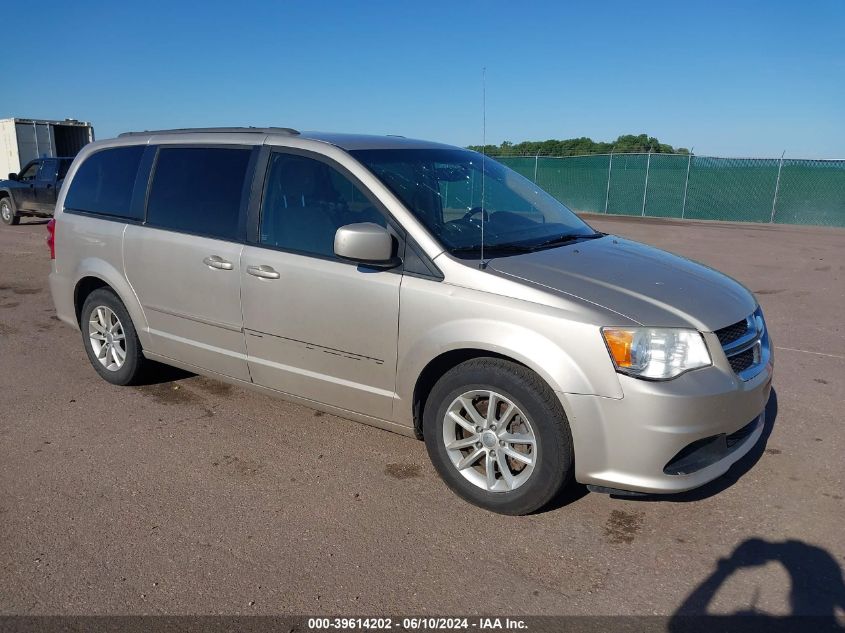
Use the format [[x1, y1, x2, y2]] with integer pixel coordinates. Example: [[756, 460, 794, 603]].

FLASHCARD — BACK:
[[351, 148, 596, 255]]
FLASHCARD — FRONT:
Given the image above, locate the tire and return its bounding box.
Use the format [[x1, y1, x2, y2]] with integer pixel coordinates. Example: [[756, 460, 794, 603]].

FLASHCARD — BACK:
[[423, 358, 574, 515], [80, 288, 147, 386], [0, 197, 19, 225]]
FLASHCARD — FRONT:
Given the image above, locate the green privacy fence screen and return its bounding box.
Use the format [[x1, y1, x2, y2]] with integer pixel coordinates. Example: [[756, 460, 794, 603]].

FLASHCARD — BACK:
[[496, 154, 845, 227]]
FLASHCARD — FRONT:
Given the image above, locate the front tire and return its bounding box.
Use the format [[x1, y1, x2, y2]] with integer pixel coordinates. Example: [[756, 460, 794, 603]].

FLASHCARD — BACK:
[[423, 358, 574, 515], [0, 197, 19, 225], [80, 288, 147, 385]]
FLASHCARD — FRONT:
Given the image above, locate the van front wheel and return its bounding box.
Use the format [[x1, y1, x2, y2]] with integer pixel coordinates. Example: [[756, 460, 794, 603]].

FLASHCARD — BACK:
[[423, 358, 574, 515]]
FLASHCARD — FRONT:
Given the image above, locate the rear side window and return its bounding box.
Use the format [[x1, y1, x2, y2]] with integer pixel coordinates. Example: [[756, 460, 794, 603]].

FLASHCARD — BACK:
[[146, 147, 251, 241], [38, 159, 58, 181], [64, 146, 145, 219]]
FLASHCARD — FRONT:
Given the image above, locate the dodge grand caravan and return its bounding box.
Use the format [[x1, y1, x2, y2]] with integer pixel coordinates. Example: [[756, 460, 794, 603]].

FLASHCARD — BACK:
[[48, 128, 773, 514]]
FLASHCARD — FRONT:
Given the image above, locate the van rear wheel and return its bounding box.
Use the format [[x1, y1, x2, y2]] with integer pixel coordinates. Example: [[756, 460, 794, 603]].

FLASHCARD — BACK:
[[0, 198, 19, 225], [423, 358, 574, 515], [81, 288, 147, 385]]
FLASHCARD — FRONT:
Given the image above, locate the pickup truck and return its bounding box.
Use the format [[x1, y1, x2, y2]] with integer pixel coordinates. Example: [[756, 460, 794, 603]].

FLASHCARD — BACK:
[[0, 157, 73, 225]]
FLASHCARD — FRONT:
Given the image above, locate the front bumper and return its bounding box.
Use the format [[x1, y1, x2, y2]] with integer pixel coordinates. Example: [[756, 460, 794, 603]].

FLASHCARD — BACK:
[[563, 340, 774, 494]]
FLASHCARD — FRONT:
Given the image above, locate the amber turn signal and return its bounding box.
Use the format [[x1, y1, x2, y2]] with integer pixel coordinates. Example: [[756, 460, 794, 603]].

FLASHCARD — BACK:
[[602, 328, 636, 368]]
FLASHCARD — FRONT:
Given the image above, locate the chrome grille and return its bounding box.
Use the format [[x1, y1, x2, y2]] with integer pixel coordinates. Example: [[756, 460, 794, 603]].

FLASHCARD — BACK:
[[728, 347, 755, 373], [715, 319, 750, 346], [717, 307, 769, 381]]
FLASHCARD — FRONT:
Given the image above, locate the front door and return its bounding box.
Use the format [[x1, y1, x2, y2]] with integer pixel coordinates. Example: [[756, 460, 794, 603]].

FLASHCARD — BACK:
[[13, 161, 40, 212], [240, 150, 401, 420], [36, 159, 59, 213]]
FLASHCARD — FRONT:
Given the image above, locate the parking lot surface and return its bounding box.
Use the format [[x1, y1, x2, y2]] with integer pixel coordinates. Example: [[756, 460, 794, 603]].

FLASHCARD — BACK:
[[1, 215, 843, 617]]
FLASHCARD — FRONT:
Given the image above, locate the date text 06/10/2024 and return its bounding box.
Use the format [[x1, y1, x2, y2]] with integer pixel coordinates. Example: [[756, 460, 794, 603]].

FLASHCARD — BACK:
[[306, 617, 528, 630]]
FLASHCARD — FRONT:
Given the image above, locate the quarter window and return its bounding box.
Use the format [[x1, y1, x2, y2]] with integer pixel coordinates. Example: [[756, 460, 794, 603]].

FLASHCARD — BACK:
[[58, 159, 73, 180], [64, 146, 145, 218], [260, 153, 385, 258], [146, 147, 252, 241]]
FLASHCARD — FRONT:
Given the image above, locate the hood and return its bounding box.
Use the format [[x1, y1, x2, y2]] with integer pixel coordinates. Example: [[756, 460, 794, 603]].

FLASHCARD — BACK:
[[487, 235, 756, 331]]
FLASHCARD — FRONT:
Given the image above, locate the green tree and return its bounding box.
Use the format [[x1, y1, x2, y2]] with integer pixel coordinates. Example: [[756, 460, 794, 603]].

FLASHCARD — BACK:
[[468, 134, 689, 157]]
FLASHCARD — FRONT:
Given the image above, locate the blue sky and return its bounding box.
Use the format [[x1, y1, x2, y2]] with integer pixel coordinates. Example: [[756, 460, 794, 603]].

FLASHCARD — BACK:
[[2, 1, 843, 157]]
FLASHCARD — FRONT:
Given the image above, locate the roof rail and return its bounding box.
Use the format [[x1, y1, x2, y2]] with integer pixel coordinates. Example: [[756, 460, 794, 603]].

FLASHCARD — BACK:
[[118, 127, 300, 138]]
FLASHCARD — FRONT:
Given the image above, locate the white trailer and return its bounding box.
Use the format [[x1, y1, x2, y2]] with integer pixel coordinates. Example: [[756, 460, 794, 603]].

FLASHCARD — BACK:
[[0, 118, 94, 178]]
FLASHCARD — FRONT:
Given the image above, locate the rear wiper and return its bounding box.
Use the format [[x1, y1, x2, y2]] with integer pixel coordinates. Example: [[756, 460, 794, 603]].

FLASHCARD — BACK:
[[530, 232, 604, 250]]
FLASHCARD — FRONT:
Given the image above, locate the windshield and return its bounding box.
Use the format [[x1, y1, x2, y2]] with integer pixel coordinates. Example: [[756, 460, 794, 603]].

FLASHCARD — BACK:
[[351, 148, 598, 256]]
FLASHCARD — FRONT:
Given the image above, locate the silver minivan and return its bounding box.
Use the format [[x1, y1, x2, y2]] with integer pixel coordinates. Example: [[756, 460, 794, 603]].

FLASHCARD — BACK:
[[48, 128, 773, 514]]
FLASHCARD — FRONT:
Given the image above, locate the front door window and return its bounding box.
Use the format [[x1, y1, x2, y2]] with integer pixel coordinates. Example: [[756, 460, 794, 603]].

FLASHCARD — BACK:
[[18, 163, 39, 182], [260, 152, 386, 258]]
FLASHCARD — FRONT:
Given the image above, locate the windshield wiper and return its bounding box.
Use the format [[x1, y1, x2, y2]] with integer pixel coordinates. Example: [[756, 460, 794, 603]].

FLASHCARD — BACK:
[[449, 243, 536, 254], [529, 232, 604, 250], [450, 233, 604, 256]]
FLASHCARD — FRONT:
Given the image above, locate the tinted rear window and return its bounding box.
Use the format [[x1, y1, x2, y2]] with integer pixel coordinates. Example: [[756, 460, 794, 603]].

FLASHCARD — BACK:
[[146, 147, 252, 241], [64, 146, 145, 219]]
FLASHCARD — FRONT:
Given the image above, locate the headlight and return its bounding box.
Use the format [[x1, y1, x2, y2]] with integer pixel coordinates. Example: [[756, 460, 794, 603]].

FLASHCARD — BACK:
[[601, 327, 711, 380]]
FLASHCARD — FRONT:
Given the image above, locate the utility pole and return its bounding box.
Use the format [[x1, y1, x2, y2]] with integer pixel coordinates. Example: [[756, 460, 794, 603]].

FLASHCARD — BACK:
[[641, 152, 651, 216], [681, 147, 694, 219], [770, 151, 785, 223]]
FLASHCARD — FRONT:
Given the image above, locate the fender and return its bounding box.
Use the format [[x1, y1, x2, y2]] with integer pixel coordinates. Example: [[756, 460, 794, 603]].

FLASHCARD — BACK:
[[73, 256, 153, 351], [394, 315, 623, 428]]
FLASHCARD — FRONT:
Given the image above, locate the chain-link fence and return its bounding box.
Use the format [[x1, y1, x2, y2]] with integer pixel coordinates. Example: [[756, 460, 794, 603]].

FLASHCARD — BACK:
[[496, 153, 845, 227]]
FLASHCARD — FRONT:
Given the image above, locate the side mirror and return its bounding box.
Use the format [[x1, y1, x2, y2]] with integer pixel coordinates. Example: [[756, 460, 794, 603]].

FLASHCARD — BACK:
[[334, 223, 400, 269], [7, 173, 18, 181]]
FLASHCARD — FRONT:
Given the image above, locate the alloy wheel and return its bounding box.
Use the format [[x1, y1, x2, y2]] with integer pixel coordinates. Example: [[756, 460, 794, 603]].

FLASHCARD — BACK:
[[443, 390, 537, 492], [88, 306, 127, 371]]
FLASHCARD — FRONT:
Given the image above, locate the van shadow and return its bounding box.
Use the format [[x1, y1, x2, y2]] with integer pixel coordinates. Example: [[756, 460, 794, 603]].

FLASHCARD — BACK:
[[539, 478, 591, 513], [611, 388, 779, 504], [669, 538, 845, 632], [134, 363, 195, 386]]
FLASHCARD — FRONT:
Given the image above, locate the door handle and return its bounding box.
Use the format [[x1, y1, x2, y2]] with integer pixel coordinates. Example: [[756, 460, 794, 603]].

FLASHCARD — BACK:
[[247, 265, 280, 280], [203, 255, 234, 270]]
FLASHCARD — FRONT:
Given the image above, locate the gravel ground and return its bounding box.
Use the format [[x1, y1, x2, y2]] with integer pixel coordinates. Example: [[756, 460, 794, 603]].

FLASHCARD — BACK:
[[0, 215, 843, 618]]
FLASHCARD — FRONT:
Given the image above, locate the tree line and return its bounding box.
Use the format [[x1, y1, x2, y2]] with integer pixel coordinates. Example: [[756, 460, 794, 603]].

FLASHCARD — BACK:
[[467, 134, 690, 157]]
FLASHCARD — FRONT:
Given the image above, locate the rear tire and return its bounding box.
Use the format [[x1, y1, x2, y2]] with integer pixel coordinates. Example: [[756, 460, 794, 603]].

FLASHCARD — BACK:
[[80, 288, 147, 385], [423, 358, 574, 515], [0, 197, 19, 225]]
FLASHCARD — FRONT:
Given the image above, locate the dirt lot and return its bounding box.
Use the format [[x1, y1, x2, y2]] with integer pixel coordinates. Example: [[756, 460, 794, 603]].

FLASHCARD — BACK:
[[0, 215, 843, 618]]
